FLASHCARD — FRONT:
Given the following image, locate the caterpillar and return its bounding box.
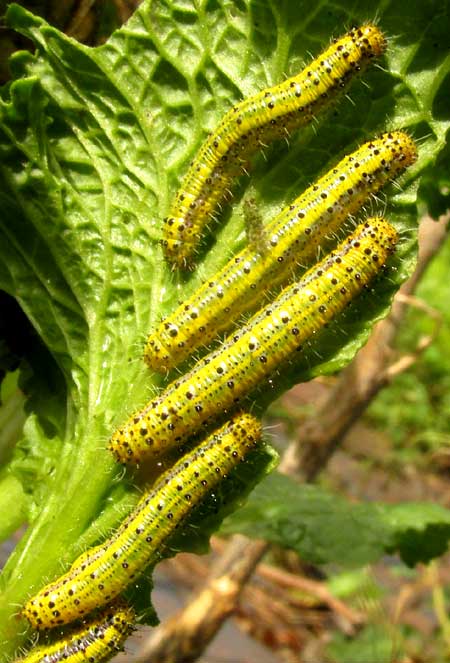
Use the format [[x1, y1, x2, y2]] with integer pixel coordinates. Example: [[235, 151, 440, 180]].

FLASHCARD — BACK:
[[113, 217, 398, 464], [23, 413, 261, 630], [14, 600, 134, 662], [162, 24, 387, 269], [147, 132, 416, 372]]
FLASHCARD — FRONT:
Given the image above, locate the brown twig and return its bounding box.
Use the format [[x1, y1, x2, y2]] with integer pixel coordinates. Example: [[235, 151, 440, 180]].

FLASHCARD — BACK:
[[208, 536, 363, 629], [234, 583, 307, 661], [65, 0, 97, 40], [160, 546, 361, 662], [134, 537, 268, 663], [134, 214, 449, 662], [256, 561, 363, 627]]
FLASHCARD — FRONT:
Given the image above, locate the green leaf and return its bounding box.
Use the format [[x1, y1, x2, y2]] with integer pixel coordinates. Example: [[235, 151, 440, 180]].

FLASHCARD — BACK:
[[221, 473, 390, 566], [380, 501, 450, 565], [0, 0, 449, 657], [0, 473, 27, 542], [221, 473, 450, 566], [326, 624, 401, 663]]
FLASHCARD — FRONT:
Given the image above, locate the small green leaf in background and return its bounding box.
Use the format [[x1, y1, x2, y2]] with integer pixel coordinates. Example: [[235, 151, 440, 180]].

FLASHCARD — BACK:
[[0, 0, 449, 658]]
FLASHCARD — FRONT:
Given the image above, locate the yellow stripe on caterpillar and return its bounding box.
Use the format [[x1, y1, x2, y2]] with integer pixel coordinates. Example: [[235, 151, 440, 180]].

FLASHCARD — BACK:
[[162, 24, 387, 269], [115, 218, 398, 464], [148, 131, 416, 372], [15, 600, 134, 662], [23, 414, 261, 629]]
